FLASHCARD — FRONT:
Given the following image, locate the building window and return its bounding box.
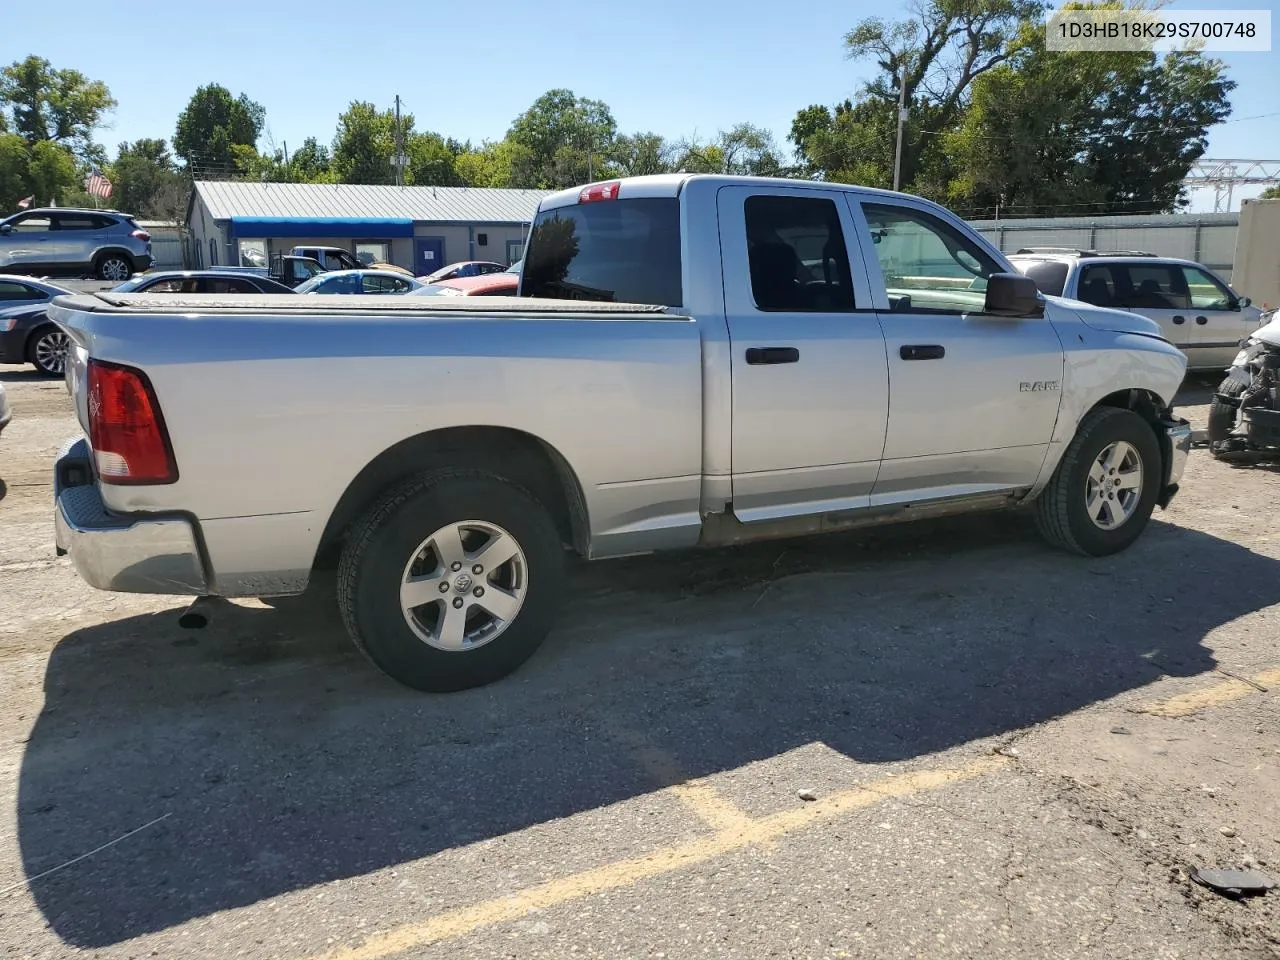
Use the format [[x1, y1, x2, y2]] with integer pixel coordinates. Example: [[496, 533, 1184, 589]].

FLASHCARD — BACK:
[[238, 239, 267, 268], [506, 240, 525, 265], [477, 232, 488, 247], [356, 241, 391, 266], [209, 238, 218, 266]]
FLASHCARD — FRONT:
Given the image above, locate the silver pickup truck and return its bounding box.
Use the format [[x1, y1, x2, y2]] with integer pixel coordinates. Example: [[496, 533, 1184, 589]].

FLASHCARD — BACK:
[[49, 174, 1192, 692]]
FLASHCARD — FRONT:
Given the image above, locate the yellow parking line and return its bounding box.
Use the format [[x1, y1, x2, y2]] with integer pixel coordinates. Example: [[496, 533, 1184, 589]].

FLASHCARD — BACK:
[[611, 732, 757, 833], [1139, 667, 1280, 718], [304, 756, 1004, 960]]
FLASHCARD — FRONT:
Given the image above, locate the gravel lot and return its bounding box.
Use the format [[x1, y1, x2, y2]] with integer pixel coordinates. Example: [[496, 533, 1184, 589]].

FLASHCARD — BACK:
[[1, 365, 1278, 959]]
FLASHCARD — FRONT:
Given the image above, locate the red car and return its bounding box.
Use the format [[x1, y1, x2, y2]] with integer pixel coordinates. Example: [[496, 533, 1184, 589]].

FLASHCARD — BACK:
[[408, 273, 520, 298]]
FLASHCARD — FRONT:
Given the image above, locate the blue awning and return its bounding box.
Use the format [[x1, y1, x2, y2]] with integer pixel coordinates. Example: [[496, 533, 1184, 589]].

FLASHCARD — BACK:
[[227, 217, 415, 239]]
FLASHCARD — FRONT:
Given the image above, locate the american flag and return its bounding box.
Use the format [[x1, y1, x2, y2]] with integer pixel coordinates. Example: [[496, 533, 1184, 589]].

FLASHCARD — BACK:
[[84, 169, 113, 199], [16, 194, 34, 209]]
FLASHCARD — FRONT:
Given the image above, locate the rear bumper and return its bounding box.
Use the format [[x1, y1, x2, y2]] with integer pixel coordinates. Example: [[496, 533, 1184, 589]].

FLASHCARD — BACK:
[[1158, 416, 1192, 508], [54, 437, 207, 594]]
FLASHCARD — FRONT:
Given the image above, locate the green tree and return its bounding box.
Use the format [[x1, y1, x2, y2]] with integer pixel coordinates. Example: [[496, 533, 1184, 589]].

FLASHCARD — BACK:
[[946, 21, 1234, 215], [506, 89, 617, 188], [611, 133, 674, 177], [287, 136, 332, 182], [111, 138, 189, 219], [0, 133, 31, 210], [674, 124, 787, 176], [26, 139, 78, 204], [174, 84, 265, 175], [1260, 185, 1280, 200], [454, 140, 516, 187], [331, 101, 397, 183], [0, 55, 115, 162], [406, 131, 463, 186]]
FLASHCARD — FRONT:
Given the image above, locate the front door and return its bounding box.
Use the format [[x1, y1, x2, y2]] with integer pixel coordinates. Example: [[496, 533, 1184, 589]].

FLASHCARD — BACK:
[[716, 185, 889, 521], [1178, 262, 1257, 370], [3, 213, 55, 270], [850, 198, 1065, 504], [414, 237, 445, 277]]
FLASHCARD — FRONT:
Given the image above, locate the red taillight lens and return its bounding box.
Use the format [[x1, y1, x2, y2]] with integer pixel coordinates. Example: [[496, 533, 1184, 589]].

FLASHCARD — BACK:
[[131, 229, 151, 241], [87, 359, 177, 484], [578, 181, 620, 203]]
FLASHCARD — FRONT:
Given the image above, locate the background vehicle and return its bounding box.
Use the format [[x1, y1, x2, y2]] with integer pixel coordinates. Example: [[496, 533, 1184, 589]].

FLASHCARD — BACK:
[[421, 260, 506, 283], [112, 271, 298, 294], [221, 255, 327, 288], [0, 274, 77, 376], [49, 174, 1191, 694], [296, 269, 424, 294], [1207, 307, 1280, 459], [291, 245, 412, 276], [0, 208, 152, 281], [1008, 248, 1263, 372], [408, 273, 519, 297]]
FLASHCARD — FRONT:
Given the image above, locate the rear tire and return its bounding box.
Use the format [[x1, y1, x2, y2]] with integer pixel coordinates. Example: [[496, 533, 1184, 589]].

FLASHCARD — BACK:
[[337, 470, 566, 692], [27, 325, 70, 377], [1207, 377, 1245, 446], [1035, 407, 1162, 557], [95, 253, 132, 282]]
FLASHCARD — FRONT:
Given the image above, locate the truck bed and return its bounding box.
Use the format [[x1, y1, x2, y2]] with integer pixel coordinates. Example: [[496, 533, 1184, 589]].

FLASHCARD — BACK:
[[53, 292, 677, 318]]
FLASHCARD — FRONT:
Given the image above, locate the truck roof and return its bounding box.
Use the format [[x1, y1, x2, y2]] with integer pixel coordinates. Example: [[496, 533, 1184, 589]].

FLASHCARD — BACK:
[[538, 173, 941, 212]]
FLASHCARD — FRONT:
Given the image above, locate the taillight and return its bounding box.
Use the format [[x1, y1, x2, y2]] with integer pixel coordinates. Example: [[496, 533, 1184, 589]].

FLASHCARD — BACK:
[[131, 229, 151, 241], [578, 181, 620, 203], [87, 359, 177, 484]]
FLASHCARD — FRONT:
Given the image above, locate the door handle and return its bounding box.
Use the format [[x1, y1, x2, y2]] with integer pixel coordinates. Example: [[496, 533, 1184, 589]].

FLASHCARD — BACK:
[[900, 344, 945, 361], [1171, 315, 1185, 324], [1195, 315, 1208, 325], [745, 346, 799, 365]]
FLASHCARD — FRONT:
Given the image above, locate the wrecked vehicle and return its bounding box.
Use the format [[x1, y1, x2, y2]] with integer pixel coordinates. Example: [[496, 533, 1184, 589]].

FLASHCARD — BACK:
[[1208, 307, 1280, 461], [48, 174, 1191, 692]]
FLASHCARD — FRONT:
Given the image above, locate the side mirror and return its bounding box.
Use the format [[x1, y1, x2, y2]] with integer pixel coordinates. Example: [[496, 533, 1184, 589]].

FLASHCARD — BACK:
[[984, 272, 1044, 318], [0, 223, 11, 235], [1239, 296, 1252, 309]]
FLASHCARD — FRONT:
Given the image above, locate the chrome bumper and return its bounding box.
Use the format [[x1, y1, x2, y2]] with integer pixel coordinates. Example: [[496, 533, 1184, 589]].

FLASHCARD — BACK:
[[1159, 417, 1192, 507], [54, 437, 208, 594]]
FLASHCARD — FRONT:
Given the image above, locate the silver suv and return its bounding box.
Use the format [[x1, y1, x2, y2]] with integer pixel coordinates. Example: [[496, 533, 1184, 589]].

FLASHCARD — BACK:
[[0, 208, 153, 281], [1008, 248, 1263, 372]]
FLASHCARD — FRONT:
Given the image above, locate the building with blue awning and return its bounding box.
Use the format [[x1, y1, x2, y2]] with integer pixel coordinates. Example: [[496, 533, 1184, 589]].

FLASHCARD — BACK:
[[185, 181, 553, 275]]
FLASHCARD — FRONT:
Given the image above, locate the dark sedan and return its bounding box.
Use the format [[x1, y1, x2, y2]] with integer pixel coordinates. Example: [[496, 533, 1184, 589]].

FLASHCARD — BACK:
[[112, 271, 298, 294], [0, 275, 78, 376]]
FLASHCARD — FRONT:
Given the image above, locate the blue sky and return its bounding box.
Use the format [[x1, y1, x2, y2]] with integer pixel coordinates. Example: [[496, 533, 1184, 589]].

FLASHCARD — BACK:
[[4, 0, 1275, 211]]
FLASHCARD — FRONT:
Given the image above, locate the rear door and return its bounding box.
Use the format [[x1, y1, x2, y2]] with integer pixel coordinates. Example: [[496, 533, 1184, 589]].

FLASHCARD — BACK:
[[716, 185, 888, 520], [850, 198, 1064, 503], [50, 212, 102, 268]]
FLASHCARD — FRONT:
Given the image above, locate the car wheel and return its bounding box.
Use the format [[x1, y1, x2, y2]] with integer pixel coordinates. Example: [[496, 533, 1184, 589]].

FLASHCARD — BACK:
[[28, 325, 71, 377], [1207, 377, 1245, 446], [1034, 406, 1162, 556], [337, 469, 566, 692], [96, 253, 132, 282]]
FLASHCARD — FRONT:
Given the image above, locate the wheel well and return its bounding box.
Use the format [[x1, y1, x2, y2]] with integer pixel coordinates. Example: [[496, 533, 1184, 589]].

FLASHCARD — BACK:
[[1090, 388, 1173, 484], [314, 427, 589, 569], [94, 247, 136, 267]]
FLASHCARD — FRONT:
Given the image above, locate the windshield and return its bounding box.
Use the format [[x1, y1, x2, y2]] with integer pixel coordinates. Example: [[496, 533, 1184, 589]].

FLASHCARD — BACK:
[[521, 197, 682, 306], [294, 275, 329, 294], [408, 284, 465, 297], [111, 276, 151, 292]]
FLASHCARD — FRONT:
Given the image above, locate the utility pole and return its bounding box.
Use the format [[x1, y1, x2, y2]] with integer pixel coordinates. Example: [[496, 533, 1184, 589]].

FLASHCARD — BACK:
[[394, 95, 403, 187], [892, 67, 908, 192]]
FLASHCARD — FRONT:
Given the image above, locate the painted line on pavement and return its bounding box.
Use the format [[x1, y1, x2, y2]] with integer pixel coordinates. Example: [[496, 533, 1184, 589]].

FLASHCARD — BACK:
[[1138, 666, 1280, 718], [304, 756, 1006, 960]]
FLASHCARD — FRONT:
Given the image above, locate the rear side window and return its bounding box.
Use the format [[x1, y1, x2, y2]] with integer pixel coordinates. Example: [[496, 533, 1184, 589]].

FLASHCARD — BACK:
[[0, 280, 37, 301], [1010, 259, 1069, 297], [522, 198, 682, 306], [745, 195, 854, 312], [1083, 263, 1189, 310]]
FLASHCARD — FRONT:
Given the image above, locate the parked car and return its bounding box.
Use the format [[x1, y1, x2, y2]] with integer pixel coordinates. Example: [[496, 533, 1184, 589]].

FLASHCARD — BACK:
[[0, 208, 152, 281], [0, 274, 78, 376], [1007, 249, 1264, 372], [295, 269, 424, 295], [221, 255, 328, 289], [408, 273, 520, 297], [291, 245, 413, 276], [49, 173, 1191, 694], [112, 271, 298, 294], [0, 381, 10, 436], [421, 260, 506, 283]]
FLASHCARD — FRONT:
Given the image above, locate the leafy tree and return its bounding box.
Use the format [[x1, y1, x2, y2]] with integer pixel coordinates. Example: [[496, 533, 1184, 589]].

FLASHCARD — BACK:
[[946, 23, 1234, 215], [406, 131, 463, 186], [111, 138, 188, 219], [454, 140, 516, 188], [611, 133, 674, 177], [0, 55, 115, 162], [0, 133, 30, 209], [674, 124, 787, 176], [174, 84, 265, 175], [331, 101, 397, 183], [287, 136, 332, 182], [26, 139, 79, 204], [1260, 185, 1280, 200], [506, 89, 617, 188]]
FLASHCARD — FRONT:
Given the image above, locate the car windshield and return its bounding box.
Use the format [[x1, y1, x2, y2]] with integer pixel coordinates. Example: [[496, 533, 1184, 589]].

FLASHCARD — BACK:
[[294, 275, 329, 294], [111, 276, 153, 292], [408, 284, 465, 297]]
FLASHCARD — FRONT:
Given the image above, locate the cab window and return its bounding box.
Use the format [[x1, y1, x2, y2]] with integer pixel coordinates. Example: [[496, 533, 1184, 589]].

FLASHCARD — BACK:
[[745, 195, 854, 312]]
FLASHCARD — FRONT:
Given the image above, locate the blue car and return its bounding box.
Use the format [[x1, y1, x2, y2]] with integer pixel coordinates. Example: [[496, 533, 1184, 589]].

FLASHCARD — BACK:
[[295, 270, 424, 295]]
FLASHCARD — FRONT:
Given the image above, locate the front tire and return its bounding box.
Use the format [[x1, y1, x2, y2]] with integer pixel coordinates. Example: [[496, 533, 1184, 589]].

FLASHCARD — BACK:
[[1207, 377, 1245, 447], [337, 470, 566, 692], [1035, 407, 1162, 556]]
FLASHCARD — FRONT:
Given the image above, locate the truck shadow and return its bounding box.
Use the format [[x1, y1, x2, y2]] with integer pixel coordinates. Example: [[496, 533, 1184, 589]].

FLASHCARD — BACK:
[[17, 512, 1278, 947]]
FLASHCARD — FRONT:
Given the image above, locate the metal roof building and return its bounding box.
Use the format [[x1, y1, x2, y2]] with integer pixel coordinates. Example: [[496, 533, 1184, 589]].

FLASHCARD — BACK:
[[185, 181, 555, 275]]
